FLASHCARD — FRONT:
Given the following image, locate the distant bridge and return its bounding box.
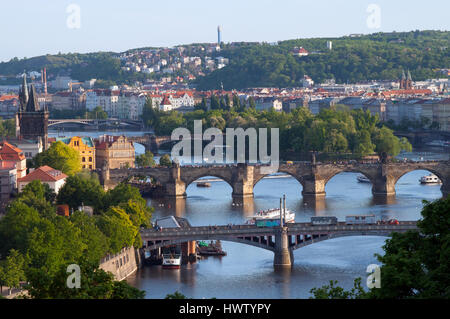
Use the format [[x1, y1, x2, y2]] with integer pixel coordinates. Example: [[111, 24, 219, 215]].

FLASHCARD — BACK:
[[141, 221, 418, 267], [48, 118, 143, 128]]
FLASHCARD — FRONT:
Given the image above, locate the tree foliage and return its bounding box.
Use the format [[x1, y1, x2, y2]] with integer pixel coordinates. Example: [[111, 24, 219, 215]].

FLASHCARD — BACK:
[[136, 151, 155, 168], [310, 196, 450, 299], [32, 141, 82, 176]]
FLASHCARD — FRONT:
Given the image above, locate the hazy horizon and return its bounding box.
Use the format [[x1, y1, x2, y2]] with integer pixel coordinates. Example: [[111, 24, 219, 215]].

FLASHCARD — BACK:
[[1, 0, 449, 62]]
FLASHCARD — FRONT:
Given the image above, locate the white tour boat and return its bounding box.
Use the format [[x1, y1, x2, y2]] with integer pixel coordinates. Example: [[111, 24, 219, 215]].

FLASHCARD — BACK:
[[162, 253, 181, 269], [248, 208, 295, 224], [419, 174, 442, 184], [357, 175, 371, 183]]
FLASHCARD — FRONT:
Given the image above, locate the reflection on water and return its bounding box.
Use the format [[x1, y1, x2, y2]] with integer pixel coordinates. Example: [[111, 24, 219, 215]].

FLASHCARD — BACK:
[[130, 169, 443, 298]]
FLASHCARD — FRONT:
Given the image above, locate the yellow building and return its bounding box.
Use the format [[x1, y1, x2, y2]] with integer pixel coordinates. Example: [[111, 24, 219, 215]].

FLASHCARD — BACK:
[[56, 136, 96, 170]]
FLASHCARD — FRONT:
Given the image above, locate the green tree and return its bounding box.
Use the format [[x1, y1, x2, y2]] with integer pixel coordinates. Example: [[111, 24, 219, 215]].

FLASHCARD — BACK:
[[96, 207, 139, 253], [26, 261, 145, 299], [310, 278, 368, 299], [248, 96, 256, 109], [56, 172, 105, 211], [0, 249, 26, 295], [159, 154, 172, 167], [19, 180, 56, 203], [142, 98, 155, 127], [310, 196, 450, 299], [370, 197, 450, 299], [70, 211, 110, 264], [104, 183, 146, 209], [86, 106, 108, 119], [210, 94, 220, 110], [373, 126, 412, 156], [165, 291, 188, 299], [136, 151, 156, 168], [33, 141, 82, 176]]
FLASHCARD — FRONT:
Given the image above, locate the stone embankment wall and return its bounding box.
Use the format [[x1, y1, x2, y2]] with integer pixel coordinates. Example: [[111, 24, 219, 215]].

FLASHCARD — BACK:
[[99, 247, 142, 281]]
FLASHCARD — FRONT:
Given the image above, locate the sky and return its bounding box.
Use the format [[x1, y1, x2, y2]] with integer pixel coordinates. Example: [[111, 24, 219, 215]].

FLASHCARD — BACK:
[[1, 0, 449, 62]]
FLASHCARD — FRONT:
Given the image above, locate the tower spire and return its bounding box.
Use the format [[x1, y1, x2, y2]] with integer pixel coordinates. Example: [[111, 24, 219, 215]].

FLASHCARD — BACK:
[[19, 72, 29, 110]]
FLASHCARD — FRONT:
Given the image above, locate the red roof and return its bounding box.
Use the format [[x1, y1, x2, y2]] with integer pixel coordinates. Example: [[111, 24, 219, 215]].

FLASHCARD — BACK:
[[95, 135, 121, 149], [18, 166, 67, 183], [0, 142, 25, 161], [0, 95, 18, 102]]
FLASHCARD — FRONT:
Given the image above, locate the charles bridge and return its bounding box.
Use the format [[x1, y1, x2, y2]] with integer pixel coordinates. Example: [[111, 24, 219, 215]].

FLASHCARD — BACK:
[[140, 221, 418, 267], [98, 159, 450, 200]]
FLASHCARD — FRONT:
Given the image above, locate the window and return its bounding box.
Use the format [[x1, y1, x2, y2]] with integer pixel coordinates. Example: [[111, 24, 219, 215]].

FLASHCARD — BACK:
[[89, 157, 92, 162], [89, 165, 92, 169], [82, 157, 86, 162]]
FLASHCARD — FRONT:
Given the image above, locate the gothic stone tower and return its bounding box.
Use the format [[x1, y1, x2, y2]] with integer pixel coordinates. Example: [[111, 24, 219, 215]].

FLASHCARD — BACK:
[[16, 75, 49, 150]]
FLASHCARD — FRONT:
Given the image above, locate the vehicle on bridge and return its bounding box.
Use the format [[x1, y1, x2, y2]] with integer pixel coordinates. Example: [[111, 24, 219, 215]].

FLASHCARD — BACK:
[[311, 216, 338, 226], [345, 215, 377, 225]]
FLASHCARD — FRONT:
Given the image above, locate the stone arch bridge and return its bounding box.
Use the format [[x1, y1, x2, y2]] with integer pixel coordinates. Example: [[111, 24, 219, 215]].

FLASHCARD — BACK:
[[98, 161, 450, 200], [140, 221, 418, 267]]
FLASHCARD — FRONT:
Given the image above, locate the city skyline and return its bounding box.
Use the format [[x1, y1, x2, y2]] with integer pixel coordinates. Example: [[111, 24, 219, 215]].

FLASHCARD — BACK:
[[1, 0, 449, 62]]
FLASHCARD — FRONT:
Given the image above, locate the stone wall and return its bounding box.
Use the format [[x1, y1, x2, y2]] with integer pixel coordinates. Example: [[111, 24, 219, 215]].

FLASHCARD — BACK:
[[99, 247, 142, 281]]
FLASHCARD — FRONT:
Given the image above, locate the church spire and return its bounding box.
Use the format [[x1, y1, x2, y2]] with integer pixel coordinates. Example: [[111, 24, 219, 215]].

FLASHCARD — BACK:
[[19, 73, 29, 110], [26, 84, 40, 112]]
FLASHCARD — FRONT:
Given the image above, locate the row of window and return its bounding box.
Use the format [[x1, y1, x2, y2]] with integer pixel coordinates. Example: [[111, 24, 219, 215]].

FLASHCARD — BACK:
[[81, 157, 93, 162], [115, 254, 130, 269]]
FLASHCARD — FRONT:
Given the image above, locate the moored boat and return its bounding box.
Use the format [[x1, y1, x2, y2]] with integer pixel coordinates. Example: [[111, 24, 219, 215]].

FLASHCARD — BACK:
[[162, 253, 181, 269], [357, 175, 371, 183], [419, 174, 442, 184], [196, 182, 211, 187], [197, 240, 227, 256]]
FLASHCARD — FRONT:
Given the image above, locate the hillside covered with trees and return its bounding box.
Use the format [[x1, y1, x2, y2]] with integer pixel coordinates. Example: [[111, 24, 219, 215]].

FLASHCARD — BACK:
[[0, 31, 448, 89], [195, 30, 450, 89]]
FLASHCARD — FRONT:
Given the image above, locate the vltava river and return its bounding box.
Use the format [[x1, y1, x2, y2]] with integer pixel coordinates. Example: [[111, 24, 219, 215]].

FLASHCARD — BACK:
[[49, 130, 447, 298]]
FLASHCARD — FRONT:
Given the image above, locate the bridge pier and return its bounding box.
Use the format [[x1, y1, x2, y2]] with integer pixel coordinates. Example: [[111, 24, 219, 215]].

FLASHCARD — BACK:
[[273, 227, 293, 268], [301, 176, 326, 199], [371, 174, 396, 198], [231, 164, 255, 199]]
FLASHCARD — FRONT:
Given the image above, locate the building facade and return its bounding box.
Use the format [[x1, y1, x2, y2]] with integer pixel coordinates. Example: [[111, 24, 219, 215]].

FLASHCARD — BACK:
[[56, 136, 96, 170], [95, 135, 135, 169]]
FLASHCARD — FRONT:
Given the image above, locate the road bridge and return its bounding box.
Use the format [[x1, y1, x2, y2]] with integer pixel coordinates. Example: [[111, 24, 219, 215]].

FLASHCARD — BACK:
[[140, 221, 418, 267]]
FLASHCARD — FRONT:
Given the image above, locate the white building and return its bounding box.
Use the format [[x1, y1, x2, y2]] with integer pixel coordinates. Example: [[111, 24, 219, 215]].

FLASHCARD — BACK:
[[17, 166, 67, 194]]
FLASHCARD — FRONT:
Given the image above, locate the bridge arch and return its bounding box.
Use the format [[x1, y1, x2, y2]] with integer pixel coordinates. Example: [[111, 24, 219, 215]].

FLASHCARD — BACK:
[[323, 168, 377, 186], [181, 169, 235, 193], [253, 171, 305, 189], [289, 232, 391, 251], [145, 236, 276, 252], [392, 167, 448, 197]]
